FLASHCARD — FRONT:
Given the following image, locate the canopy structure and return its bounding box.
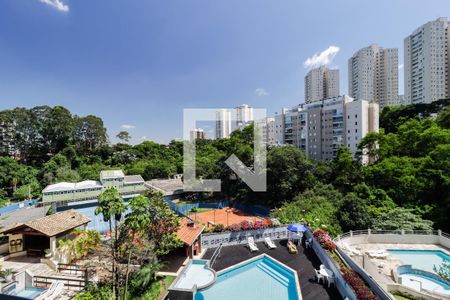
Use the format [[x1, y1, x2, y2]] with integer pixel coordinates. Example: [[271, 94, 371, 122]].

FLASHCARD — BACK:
[[287, 223, 307, 233]]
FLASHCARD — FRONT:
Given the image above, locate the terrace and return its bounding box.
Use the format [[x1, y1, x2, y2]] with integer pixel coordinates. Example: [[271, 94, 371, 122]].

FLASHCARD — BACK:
[[199, 239, 341, 300]]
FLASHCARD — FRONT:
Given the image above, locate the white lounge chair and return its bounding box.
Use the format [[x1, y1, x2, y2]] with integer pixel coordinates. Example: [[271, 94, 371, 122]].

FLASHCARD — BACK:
[[35, 281, 58, 300], [264, 237, 277, 249], [46, 282, 65, 300], [247, 237, 259, 252]]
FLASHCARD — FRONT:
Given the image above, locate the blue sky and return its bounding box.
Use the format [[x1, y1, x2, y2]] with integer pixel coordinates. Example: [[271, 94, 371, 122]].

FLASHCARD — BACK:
[[0, 0, 449, 143]]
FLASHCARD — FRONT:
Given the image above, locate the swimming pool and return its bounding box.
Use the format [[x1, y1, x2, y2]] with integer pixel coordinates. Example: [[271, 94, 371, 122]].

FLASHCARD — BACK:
[[15, 287, 46, 299], [388, 249, 450, 273], [195, 255, 300, 300], [172, 260, 216, 290]]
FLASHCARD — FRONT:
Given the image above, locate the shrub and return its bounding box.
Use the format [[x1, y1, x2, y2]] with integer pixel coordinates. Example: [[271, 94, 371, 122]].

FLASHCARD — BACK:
[[313, 228, 336, 251], [341, 268, 379, 300], [227, 223, 241, 232], [240, 220, 253, 231], [252, 220, 267, 230], [212, 224, 225, 233]]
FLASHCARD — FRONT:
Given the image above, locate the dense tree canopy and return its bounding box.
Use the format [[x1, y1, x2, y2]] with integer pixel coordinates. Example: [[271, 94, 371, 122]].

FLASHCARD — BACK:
[[0, 101, 448, 233]]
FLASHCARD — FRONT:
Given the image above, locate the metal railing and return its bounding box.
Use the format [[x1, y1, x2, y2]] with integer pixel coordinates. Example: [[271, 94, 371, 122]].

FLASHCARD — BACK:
[[334, 229, 448, 242], [57, 263, 87, 277], [33, 275, 87, 291]]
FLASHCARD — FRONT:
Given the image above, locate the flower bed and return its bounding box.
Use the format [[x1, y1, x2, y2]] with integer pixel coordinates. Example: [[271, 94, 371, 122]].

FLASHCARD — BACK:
[[341, 268, 379, 300], [313, 228, 336, 251]]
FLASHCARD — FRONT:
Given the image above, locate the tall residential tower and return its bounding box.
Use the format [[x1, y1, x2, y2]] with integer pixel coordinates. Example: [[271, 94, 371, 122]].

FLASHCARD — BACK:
[[305, 66, 340, 103], [404, 17, 449, 104], [348, 44, 398, 108]]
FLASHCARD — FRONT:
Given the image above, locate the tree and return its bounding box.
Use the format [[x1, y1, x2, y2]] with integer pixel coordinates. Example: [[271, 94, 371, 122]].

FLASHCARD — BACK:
[[122, 195, 153, 300], [337, 193, 372, 232], [95, 188, 127, 300], [266, 146, 316, 204], [116, 131, 131, 143], [372, 207, 433, 231], [74, 115, 108, 154], [42, 106, 74, 154], [144, 190, 182, 256], [331, 147, 363, 192]]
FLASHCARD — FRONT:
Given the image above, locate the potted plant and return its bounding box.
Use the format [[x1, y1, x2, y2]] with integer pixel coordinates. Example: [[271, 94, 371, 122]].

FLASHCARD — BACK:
[[44, 248, 52, 258], [1, 269, 13, 282]]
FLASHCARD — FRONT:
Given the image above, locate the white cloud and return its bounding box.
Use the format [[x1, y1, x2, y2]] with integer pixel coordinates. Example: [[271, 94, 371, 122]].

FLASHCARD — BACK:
[[254, 88, 269, 96], [140, 136, 148, 140], [303, 46, 340, 69], [120, 124, 136, 130], [398, 64, 404, 70], [39, 0, 69, 12]]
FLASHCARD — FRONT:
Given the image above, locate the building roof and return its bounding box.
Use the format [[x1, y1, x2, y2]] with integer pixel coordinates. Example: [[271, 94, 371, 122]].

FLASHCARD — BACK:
[[100, 170, 125, 179], [42, 180, 102, 193], [176, 218, 204, 246], [2, 209, 91, 237], [0, 206, 50, 228], [146, 178, 184, 196], [124, 175, 144, 184]]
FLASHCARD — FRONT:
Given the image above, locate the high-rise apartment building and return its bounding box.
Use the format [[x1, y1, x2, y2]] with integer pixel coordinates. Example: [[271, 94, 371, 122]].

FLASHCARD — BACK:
[[404, 17, 449, 104], [215, 109, 231, 139], [273, 95, 379, 163], [190, 128, 206, 141], [0, 120, 16, 157], [348, 44, 399, 108], [234, 104, 254, 130], [305, 66, 340, 103]]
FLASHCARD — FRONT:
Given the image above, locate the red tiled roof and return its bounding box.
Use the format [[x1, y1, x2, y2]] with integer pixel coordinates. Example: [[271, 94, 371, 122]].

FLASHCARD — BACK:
[[176, 218, 204, 246]]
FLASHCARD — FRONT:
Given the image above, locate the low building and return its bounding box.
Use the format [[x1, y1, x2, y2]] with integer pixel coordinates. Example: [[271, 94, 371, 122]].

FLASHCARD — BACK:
[[176, 217, 204, 258], [145, 175, 184, 198], [42, 170, 146, 204], [1, 209, 90, 257]]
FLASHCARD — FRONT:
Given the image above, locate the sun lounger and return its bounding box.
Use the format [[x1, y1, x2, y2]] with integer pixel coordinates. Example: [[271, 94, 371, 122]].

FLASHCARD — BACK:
[[366, 250, 388, 258], [247, 237, 259, 252], [35, 281, 58, 300], [264, 237, 277, 249], [46, 282, 65, 300], [287, 240, 298, 254]]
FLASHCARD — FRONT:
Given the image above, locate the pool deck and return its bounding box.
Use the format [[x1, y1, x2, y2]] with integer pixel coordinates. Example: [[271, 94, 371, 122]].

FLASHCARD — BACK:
[[202, 239, 342, 300]]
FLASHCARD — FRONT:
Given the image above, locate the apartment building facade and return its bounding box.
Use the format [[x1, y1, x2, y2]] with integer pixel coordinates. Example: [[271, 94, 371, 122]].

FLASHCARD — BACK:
[[305, 66, 340, 103], [0, 120, 16, 157], [190, 128, 206, 141], [274, 96, 379, 163], [348, 44, 399, 108], [404, 17, 449, 104], [215, 109, 231, 139]]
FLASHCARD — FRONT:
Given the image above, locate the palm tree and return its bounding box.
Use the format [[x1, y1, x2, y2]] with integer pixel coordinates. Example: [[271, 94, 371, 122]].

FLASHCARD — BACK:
[[122, 195, 151, 300], [95, 188, 126, 300]]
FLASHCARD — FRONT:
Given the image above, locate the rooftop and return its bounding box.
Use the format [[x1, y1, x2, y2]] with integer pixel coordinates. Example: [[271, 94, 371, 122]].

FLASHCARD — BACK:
[[42, 180, 102, 193], [100, 170, 125, 179], [176, 218, 204, 246], [2, 209, 91, 237], [201, 240, 341, 300], [124, 175, 145, 184], [0, 206, 50, 229], [146, 177, 184, 196]]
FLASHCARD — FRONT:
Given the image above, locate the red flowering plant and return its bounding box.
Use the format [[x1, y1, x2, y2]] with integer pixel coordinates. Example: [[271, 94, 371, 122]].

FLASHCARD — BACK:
[[252, 220, 267, 230], [313, 228, 336, 251], [240, 220, 253, 231], [341, 268, 379, 300]]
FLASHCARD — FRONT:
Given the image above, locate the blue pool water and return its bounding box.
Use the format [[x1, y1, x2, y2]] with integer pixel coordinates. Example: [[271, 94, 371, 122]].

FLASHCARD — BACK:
[[389, 250, 450, 273], [195, 256, 300, 300], [15, 287, 46, 299]]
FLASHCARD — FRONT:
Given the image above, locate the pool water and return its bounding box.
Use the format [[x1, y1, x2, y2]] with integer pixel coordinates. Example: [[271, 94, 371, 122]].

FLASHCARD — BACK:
[[173, 260, 215, 290], [400, 273, 450, 296], [195, 256, 300, 300], [15, 287, 46, 299], [388, 250, 450, 273]]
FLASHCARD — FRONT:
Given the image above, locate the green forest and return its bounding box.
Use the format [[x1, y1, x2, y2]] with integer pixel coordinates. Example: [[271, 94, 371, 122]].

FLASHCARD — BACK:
[[0, 100, 449, 234]]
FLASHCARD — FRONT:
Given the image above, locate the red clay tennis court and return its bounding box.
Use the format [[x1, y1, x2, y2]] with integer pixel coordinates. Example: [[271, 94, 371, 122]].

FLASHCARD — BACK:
[[188, 207, 270, 228]]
